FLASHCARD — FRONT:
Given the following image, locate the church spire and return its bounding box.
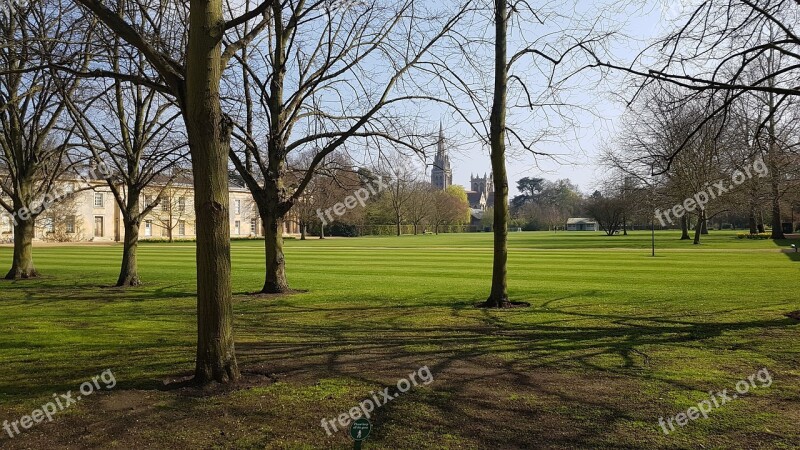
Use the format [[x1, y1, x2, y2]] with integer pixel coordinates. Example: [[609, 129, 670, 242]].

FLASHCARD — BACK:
[[431, 120, 452, 190], [437, 122, 445, 157]]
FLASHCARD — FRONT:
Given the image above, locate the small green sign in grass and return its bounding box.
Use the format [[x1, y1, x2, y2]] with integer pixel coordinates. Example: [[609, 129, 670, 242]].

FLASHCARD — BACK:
[[350, 418, 371, 449]]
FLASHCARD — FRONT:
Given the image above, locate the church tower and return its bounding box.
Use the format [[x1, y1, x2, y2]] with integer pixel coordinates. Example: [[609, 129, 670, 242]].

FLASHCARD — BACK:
[[431, 123, 452, 190]]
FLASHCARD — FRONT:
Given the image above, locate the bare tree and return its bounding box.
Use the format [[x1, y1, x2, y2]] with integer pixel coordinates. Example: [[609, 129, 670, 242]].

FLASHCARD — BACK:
[[64, 34, 187, 285], [70, 0, 275, 384], [0, 0, 90, 279], [424, 0, 617, 307], [404, 182, 434, 235], [149, 182, 195, 242], [585, 1, 800, 176], [379, 156, 418, 236], [225, 0, 468, 293], [586, 190, 626, 236]]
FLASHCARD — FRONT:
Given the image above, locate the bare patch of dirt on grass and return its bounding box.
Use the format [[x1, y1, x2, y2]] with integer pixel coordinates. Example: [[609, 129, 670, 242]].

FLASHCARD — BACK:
[[2, 349, 797, 449]]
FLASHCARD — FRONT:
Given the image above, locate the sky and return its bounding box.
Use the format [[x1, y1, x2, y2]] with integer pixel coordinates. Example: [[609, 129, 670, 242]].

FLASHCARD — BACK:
[[427, 1, 678, 197]]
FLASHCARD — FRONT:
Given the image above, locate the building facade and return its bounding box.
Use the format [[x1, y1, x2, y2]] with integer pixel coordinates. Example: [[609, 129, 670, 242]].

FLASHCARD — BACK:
[[467, 172, 494, 210], [0, 180, 300, 243]]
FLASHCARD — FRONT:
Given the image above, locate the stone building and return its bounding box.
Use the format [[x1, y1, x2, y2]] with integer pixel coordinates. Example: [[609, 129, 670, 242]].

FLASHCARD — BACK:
[[0, 179, 300, 243]]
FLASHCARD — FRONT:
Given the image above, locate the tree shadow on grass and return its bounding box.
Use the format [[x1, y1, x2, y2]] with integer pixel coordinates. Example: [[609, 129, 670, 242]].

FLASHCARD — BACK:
[[227, 300, 798, 448], [3, 288, 799, 449]]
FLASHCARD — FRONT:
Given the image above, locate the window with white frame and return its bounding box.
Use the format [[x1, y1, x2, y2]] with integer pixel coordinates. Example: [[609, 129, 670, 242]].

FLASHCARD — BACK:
[[178, 197, 186, 212], [145, 220, 152, 237], [94, 192, 104, 208], [234, 220, 240, 235], [178, 220, 186, 236], [66, 215, 75, 234]]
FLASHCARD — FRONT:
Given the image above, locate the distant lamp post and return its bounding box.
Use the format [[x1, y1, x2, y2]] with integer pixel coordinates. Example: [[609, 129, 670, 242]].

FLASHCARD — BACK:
[[652, 220, 656, 257], [650, 179, 656, 257]]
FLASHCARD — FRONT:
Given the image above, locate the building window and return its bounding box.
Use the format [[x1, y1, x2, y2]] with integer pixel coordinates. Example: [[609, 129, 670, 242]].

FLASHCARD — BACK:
[[235, 199, 241, 215], [250, 218, 257, 235], [178, 197, 186, 212], [145, 220, 152, 237], [94, 216, 104, 237], [94, 192, 104, 208], [162, 199, 169, 211], [44, 218, 54, 233], [178, 220, 186, 236], [234, 220, 240, 235], [66, 216, 75, 234]]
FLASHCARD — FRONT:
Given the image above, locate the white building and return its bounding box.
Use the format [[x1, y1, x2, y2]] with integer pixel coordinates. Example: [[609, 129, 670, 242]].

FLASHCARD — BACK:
[[1, 180, 300, 243], [566, 218, 600, 232]]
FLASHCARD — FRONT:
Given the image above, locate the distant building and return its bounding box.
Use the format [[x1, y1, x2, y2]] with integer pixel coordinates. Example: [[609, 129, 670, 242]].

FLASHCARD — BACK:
[[429, 122, 496, 211], [0, 178, 300, 243], [430, 124, 453, 190], [566, 218, 599, 232], [467, 172, 494, 210]]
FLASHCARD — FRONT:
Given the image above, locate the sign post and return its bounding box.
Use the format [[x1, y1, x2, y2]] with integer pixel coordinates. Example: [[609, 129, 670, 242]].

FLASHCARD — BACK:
[[349, 418, 372, 450]]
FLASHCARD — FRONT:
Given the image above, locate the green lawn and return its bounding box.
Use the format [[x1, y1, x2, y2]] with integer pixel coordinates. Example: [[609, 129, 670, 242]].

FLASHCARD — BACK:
[[0, 231, 798, 449]]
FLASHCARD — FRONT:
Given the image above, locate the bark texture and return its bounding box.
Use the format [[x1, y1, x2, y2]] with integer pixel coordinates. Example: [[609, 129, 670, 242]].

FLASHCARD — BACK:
[[5, 219, 38, 280], [186, 0, 239, 384], [485, 0, 510, 308]]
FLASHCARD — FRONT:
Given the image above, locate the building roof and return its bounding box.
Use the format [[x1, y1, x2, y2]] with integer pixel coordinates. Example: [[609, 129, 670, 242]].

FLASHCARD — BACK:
[[566, 217, 597, 225], [466, 191, 484, 207]]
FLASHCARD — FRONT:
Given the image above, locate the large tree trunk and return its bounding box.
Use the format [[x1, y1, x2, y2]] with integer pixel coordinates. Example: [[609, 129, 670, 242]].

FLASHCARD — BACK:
[[680, 215, 691, 240], [116, 219, 141, 287], [261, 210, 290, 294], [186, 0, 238, 384], [300, 221, 306, 240], [485, 0, 510, 308], [766, 85, 784, 240], [770, 186, 784, 239], [5, 219, 38, 280], [396, 214, 401, 236], [319, 224, 325, 239], [693, 210, 705, 245], [748, 209, 758, 234], [622, 213, 628, 236]]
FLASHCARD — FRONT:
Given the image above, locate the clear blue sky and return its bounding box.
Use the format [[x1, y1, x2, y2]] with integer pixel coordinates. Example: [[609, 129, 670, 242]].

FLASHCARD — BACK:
[[430, 1, 674, 196]]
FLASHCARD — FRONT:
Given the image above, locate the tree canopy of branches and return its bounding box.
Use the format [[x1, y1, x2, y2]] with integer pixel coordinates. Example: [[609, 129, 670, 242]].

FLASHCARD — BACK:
[[64, 26, 187, 285], [70, 0, 278, 384], [225, 0, 468, 294], [0, 0, 90, 279]]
